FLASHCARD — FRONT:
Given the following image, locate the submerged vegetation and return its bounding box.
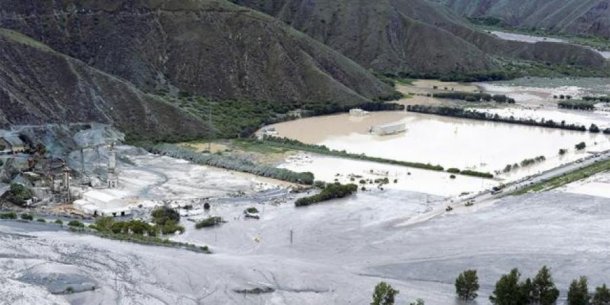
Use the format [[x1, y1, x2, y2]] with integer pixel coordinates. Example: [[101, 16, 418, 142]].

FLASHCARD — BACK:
[[407, 105, 588, 132], [295, 183, 358, 207], [250, 137, 494, 178], [558, 100, 597, 111], [433, 92, 516, 103]]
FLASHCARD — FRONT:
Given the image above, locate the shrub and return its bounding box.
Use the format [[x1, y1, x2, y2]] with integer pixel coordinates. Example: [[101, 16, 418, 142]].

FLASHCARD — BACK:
[[295, 183, 358, 207], [151, 207, 180, 226], [36, 218, 46, 223], [244, 207, 259, 214], [7, 183, 33, 206], [575, 142, 586, 150], [371, 282, 399, 305], [20, 213, 34, 221], [68, 220, 85, 228], [195, 216, 224, 229], [447, 168, 461, 174], [0, 212, 17, 219], [54, 219, 63, 225]]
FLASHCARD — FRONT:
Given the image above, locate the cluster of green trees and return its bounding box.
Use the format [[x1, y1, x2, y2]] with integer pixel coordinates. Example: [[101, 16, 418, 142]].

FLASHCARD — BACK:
[[5, 183, 33, 206], [433, 92, 516, 103], [604, 128, 610, 135], [503, 156, 546, 173], [90, 216, 184, 236], [150, 207, 185, 234], [384, 70, 515, 83], [575, 142, 587, 150], [407, 105, 589, 132], [295, 183, 358, 207], [147, 143, 315, 185], [583, 96, 610, 103], [558, 100, 597, 111], [195, 216, 224, 229], [453, 267, 610, 305]]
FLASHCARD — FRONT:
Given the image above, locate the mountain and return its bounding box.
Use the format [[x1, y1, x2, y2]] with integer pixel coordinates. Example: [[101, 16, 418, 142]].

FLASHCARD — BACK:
[[234, 0, 608, 77], [0, 0, 396, 115], [433, 0, 610, 39], [0, 28, 208, 142]]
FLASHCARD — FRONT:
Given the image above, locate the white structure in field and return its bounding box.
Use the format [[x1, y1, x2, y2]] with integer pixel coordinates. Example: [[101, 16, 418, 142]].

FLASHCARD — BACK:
[[73, 190, 133, 217], [349, 108, 369, 116], [370, 122, 406, 136]]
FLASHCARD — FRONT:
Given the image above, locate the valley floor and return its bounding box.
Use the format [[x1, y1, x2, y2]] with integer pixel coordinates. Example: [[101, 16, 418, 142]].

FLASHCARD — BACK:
[[1, 187, 609, 305]]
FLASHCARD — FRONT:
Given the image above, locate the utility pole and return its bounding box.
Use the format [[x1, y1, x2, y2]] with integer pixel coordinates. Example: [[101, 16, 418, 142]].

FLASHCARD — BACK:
[[289, 229, 293, 246], [208, 101, 213, 152]]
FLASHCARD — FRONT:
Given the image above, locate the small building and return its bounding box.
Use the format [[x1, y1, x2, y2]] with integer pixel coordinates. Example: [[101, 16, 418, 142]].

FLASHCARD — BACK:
[[370, 122, 406, 136], [0, 135, 26, 154], [349, 108, 369, 117]]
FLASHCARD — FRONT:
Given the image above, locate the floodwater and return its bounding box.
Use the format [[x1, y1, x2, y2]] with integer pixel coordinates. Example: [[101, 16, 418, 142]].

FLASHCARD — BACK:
[[477, 78, 610, 128], [278, 154, 496, 197], [270, 112, 610, 180], [491, 30, 565, 43], [491, 30, 610, 59]]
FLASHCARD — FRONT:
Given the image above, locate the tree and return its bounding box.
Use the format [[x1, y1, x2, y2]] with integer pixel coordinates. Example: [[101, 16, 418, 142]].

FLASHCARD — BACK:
[[575, 142, 587, 150], [531, 266, 560, 305], [456, 270, 480, 301], [490, 269, 526, 305], [410, 299, 425, 305], [371, 282, 399, 305], [592, 284, 610, 305], [568, 277, 590, 305]]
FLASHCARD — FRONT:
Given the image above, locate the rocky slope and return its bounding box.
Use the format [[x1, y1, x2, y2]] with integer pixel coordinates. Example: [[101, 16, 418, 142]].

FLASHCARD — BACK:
[[235, 0, 608, 76], [0, 29, 208, 141], [0, 0, 395, 106], [434, 0, 610, 39]]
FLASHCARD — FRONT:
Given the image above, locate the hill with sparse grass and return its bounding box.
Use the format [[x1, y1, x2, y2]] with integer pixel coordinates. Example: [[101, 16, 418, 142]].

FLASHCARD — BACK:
[[234, 0, 609, 78], [433, 0, 610, 39]]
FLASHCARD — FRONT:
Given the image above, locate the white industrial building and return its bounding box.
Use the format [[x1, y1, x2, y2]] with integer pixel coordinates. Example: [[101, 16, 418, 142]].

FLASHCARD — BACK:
[[370, 122, 406, 136], [349, 108, 369, 116]]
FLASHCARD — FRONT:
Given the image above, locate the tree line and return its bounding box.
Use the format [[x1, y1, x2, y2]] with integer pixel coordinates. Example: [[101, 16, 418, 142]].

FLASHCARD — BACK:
[[433, 92, 516, 104], [371, 267, 610, 305], [407, 105, 590, 132], [295, 183, 358, 207]]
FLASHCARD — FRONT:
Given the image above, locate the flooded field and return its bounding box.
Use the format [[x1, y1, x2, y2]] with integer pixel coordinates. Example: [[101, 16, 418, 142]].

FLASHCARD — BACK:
[[279, 154, 496, 197], [270, 112, 610, 181], [561, 172, 610, 199]]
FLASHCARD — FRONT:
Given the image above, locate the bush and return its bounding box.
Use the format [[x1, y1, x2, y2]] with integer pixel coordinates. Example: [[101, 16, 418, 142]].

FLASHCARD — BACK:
[[559, 149, 568, 155], [7, 183, 33, 206], [36, 218, 46, 223], [371, 282, 399, 305], [447, 168, 461, 174], [244, 207, 259, 214], [20, 213, 34, 221], [195, 216, 224, 229], [295, 183, 358, 207], [0, 212, 17, 219], [68, 220, 85, 228], [54, 219, 63, 225], [151, 207, 180, 226], [575, 142, 586, 150]]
